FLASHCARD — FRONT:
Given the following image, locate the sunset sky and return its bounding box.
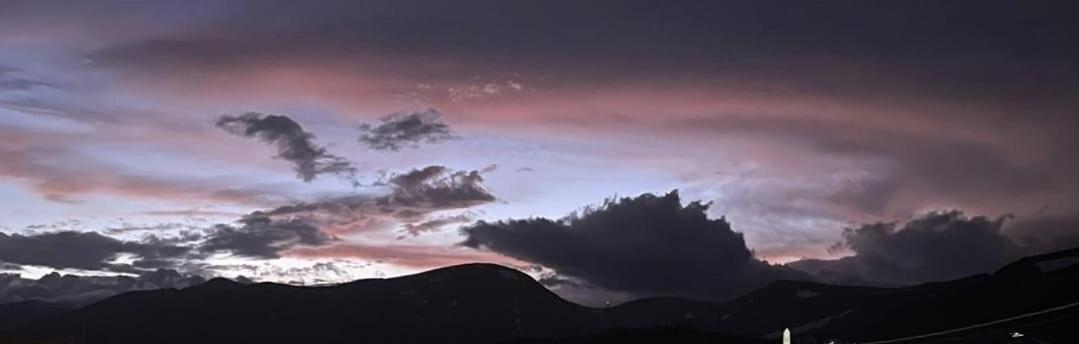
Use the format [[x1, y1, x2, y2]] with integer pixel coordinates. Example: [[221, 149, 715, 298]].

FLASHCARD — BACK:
[[2, 1, 1077, 303]]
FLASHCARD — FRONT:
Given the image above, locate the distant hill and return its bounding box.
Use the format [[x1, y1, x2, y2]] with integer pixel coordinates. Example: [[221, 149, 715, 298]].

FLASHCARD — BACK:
[[7, 264, 603, 343], [691, 246, 1079, 342], [4, 248, 1079, 343], [616, 246, 1079, 342]]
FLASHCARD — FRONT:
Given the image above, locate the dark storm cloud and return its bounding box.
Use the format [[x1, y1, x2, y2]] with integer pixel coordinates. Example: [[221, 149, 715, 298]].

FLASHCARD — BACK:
[[461, 191, 807, 300], [788, 211, 1029, 286], [0, 269, 204, 305], [200, 215, 335, 259], [357, 109, 457, 151], [215, 113, 356, 182], [0, 231, 192, 272]]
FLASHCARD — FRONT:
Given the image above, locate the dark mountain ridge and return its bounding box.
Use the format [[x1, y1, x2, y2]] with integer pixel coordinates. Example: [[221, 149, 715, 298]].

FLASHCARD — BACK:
[[4, 248, 1079, 343], [8, 264, 605, 344]]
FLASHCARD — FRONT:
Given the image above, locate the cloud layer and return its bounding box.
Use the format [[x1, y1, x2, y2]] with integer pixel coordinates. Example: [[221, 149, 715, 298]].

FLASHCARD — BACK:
[[201, 215, 335, 259]]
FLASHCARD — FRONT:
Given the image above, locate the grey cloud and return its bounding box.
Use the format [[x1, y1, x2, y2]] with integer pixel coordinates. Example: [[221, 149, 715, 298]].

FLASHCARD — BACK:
[[357, 109, 457, 151], [216, 113, 356, 182], [0, 230, 193, 272], [461, 191, 808, 300], [200, 215, 335, 259], [379, 165, 496, 215], [788, 211, 1028, 286]]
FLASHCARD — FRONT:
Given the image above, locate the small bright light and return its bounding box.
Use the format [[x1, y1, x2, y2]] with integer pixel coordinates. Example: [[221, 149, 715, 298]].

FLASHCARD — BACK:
[[1010, 331, 1025, 338]]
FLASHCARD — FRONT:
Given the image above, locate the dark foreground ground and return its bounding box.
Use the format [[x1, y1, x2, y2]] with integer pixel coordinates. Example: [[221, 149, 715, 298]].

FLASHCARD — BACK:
[[2, 247, 1078, 344]]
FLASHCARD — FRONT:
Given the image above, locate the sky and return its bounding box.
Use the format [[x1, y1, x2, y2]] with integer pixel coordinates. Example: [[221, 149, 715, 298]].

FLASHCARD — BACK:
[[2, 0, 1078, 305]]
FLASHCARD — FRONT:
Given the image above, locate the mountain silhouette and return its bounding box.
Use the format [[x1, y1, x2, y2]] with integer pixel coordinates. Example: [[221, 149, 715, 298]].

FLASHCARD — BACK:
[[3, 249, 1079, 343]]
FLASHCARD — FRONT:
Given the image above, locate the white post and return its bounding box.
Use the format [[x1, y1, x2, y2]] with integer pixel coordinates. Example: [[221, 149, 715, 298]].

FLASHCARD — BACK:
[[783, 328, 791, 344]]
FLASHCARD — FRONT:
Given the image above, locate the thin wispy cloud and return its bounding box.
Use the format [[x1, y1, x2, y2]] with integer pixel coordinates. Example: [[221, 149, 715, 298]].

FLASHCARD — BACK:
[[0, 66, 55, 92]]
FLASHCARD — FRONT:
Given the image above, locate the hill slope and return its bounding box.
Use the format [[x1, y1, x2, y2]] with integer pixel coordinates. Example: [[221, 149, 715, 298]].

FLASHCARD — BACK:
[[11, 264, 605, 344], [5, 248, 1079, 343]]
